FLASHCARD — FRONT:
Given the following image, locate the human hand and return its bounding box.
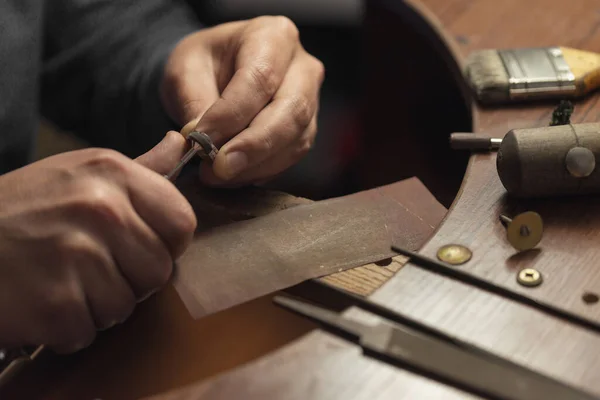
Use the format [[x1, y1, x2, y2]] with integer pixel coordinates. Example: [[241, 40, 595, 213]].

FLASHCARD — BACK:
[[0, 132, 196, 353], [160, 16, 325, 186]]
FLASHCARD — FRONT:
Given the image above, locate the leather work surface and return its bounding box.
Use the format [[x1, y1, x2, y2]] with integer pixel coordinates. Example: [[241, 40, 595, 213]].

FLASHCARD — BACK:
[[173, 176, 446, 319]]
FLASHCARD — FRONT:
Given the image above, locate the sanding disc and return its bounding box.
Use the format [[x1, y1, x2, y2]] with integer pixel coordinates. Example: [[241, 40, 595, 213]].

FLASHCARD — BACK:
[[507, 211, 543, 251]]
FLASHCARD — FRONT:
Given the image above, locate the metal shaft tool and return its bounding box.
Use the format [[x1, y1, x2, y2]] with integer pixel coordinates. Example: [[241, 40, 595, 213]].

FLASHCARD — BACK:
[[451, 122, 600, 198], [274, 295, 599, 400], [164, 131, 219, 181], [450, 132, 502, 151]]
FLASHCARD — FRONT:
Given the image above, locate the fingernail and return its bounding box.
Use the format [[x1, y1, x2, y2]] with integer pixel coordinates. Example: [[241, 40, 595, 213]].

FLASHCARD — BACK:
[[181, 118, 200, 138], [221, 151, 248, 179]]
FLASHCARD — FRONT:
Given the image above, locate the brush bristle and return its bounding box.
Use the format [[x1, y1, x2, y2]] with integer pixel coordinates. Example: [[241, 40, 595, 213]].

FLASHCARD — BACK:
[[464, 50, 510, 103]]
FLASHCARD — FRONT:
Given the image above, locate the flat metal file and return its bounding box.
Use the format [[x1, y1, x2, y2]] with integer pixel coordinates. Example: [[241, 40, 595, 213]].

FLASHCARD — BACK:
[[273, 296, 599, 400], [164, 131, 218, 181]]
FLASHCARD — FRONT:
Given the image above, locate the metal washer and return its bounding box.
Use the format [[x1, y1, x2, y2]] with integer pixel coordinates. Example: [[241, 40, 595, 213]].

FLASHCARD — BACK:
[[436, 244, 472, 265], [506, 211, 543, 251]]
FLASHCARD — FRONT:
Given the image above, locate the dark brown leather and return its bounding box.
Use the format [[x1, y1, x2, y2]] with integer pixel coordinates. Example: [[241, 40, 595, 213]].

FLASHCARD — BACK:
[[173, 176, 445, 318]]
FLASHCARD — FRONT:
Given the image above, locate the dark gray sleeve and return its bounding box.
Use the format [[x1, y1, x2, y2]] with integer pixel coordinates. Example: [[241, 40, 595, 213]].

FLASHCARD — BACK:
[[40, 0, 203, 157]]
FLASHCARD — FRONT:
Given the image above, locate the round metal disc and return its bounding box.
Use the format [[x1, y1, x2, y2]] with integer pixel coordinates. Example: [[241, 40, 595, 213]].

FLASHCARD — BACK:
[[507, 211, 543, 251], [437, 244, 472, 265], [517, 268, 543, 287]]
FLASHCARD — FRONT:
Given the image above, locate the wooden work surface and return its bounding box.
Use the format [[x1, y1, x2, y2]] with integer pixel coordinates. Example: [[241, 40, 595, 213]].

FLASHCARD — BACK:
[[145, 0, 600, 399]]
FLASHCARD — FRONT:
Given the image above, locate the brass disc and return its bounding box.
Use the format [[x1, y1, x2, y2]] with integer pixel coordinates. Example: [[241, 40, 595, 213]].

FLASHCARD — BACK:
[[506, 211, 543, 251], [517, 268, 543, 287], [437, 244, 472, 265]]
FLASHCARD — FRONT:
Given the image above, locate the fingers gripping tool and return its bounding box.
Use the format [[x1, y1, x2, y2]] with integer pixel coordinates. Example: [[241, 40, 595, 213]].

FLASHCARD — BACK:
[[164, 131, 218, 181]]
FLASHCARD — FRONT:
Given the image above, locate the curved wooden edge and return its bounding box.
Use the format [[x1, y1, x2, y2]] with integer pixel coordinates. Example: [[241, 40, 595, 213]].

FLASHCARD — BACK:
[[399, 0, 482, 215], [392, 0, 474, 109], [382, 0, 479, 125], [372, 0, 478, 239], [358, 0, 474, 207]]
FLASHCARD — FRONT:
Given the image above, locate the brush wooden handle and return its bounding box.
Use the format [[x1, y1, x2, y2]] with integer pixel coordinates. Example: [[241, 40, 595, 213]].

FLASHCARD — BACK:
[[560, 47, 600, 96]]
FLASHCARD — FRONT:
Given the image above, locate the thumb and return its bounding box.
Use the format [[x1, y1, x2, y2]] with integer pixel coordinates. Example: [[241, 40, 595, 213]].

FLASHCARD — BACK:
[[135, 131, 189, 176]]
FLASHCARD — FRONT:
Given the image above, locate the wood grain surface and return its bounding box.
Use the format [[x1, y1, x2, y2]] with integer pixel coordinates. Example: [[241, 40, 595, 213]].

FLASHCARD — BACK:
[[145, 0, 600, 399]]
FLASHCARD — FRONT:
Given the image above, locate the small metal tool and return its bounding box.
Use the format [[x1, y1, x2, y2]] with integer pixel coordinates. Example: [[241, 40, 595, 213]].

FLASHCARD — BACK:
[[450, 132, 502, 151], [164, 131, 219, 181], [499, 212, 544, 251], [274, 295, 598, 400], [496, 122, 600, 198]]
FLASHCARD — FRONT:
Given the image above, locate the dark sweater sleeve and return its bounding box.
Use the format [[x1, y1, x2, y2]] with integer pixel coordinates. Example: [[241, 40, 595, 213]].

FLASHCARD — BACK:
[[40, 0, 203, 157]]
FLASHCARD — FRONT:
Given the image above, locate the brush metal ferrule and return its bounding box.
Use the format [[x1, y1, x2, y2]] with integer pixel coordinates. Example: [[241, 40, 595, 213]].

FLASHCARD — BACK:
[[499, 47, 576, 99]]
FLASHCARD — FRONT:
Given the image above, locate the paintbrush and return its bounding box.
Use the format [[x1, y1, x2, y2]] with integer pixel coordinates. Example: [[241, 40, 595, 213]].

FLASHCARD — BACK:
[[464, 46, 600, 104]]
